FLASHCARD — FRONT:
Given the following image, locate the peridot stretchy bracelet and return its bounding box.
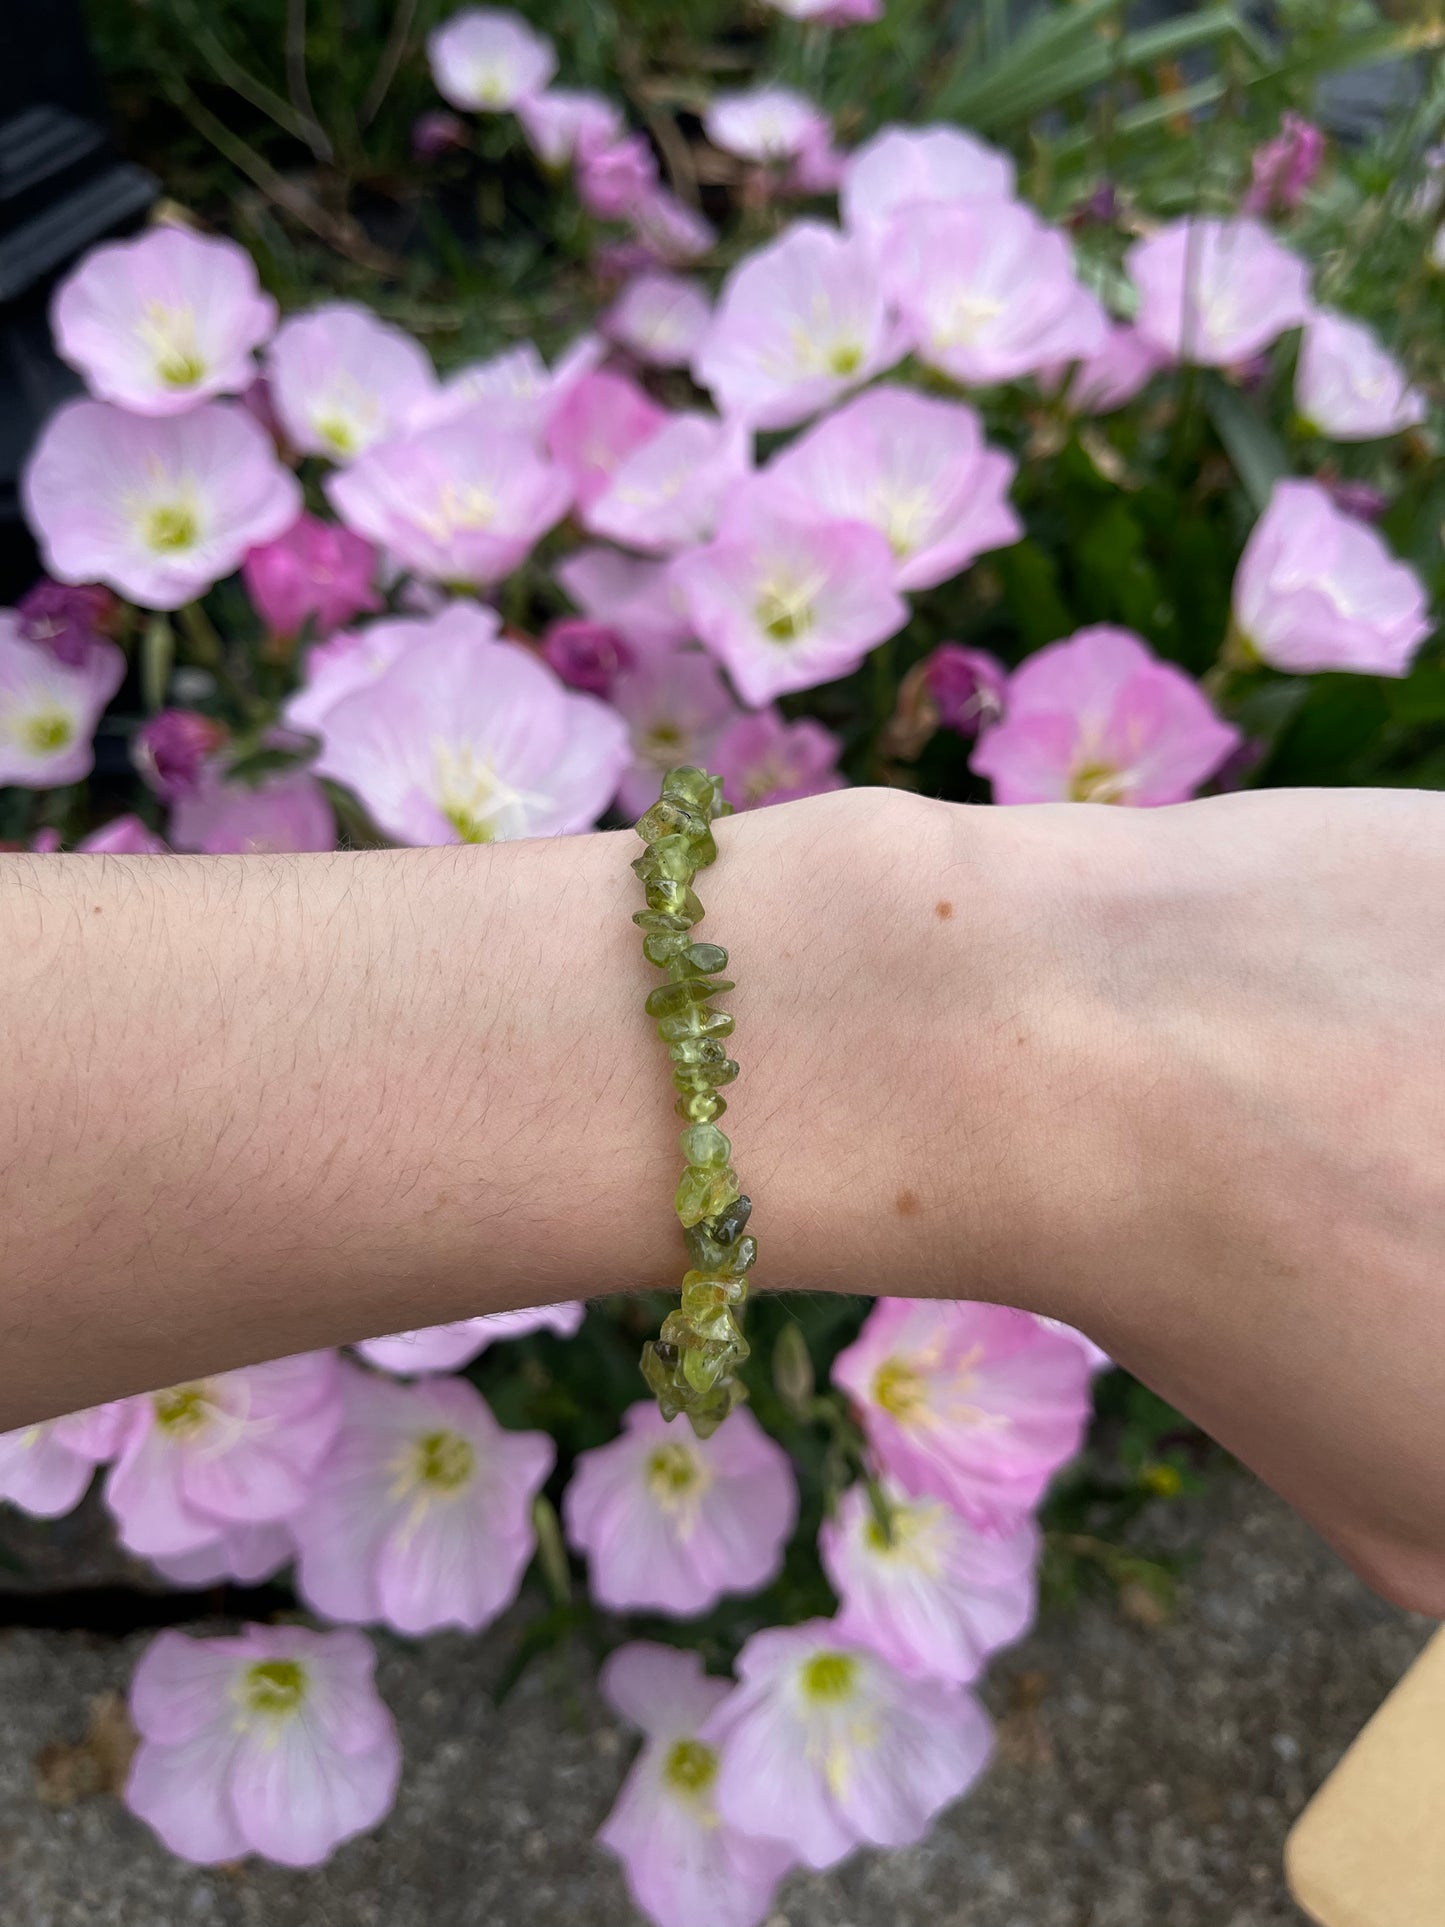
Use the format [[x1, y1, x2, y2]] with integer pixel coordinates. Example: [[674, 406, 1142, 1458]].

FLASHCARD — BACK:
[[632, 767, 755, 1438]]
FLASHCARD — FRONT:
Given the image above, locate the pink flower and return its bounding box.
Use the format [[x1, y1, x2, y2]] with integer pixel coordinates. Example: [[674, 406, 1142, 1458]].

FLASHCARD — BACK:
[[971, 625, 1239, 806], [712, 708, 844, 809], [133, 708, 225, 800], [356, 1303, 585, 1375], [243, 513, 380, 639], [148, 1521, 295, 1589], [0, 614, 124, 787], [704, 87, 829, 165], [410, 334, 603, 440], [16, 580, 117, 667], [1243, 113, 1325, 218], [330, 406, 570, 587], [169, 764, 336, 852], [1127, 217, 1310, 366], [579, 133, 660, 220], [819, 1480, 1038, 1685], [541, 617, 632, 698], [610, 641, 740, 817], [1034, 1315, 1112, 1376], [693, 221, 904, 429], [267, 304, 436, 461], [52, 226, 276, 415], [24, 399, 301, 610], [1040, 323, 1167, 414], [831, 1299, 1092, 1531], [103, 1353, 342, 1562], [1295, 310, 1426, 440], [291, 1363, 553, 1635], [629, 188, 716, 264], [0, 1403, 127, 1518], [587, 413, 751, 555], [762, 0, 881, 18], [598, 1643, 795, 1927], [841, 124, 1016, 240], [671, 491, 907, 706], [704, 1620, 993, 1869], [564, 1401, 798, 1616], [517, 88, 622, 169], [1231, 479, 1430, 676], [758, 385, 1020, 591], [605, 272, 712, 368], [78, 814, 169, 855], [546, 370, 667, 513], [125, 1623, 400, 1866], [427, 6, 556, 111], [923, 643, 1007, 736], [557, 546, 691, 651], [885, 200, 1107, 385], [312, 607, 628, 843], [786, 123, 848, 197]]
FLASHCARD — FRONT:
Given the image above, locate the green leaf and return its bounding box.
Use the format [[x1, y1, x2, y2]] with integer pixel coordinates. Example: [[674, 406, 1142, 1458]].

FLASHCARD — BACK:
[[994, 539, 1075, 654], [1205, 377, 1290, 513], [140, 615, 175, 714]]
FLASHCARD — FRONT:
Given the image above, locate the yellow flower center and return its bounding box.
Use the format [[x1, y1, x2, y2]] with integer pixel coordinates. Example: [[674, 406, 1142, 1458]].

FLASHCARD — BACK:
[[872, 1356, 925, 1420], [662, 1737, 718, 1797], [146, 503, 199, 553], [827, 341, 863, 376], [800, 1651, 858, 1704], [153, 1384, 211, 1435], [315, 414, 358, 458], [413, 1428, 476, 1492], [647, 1441, 700, 1498], [21, 711, 74, 755], [1068, 760, 1129, 805], [242, 1659, 307, 1718]]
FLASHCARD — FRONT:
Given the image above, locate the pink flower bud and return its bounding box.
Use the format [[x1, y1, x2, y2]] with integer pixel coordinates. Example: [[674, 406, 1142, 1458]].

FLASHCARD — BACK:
[[16, 579, 117, 667], [133, 709, 226, 801], [242, 512, 381, 639], [924, 643, 1008, 737], [540, 616, 633, 698], [1243, 114, 1324, 217]]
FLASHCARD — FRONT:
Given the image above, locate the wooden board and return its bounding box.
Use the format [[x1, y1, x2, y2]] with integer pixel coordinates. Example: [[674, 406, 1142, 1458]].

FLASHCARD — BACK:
[[1286, 1626, 1445, 1926]]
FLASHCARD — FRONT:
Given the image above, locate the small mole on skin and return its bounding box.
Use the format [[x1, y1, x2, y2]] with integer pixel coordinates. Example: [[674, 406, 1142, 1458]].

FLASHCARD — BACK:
[[895, 1188, 921, 1217], [92, 905, 103, 916], [934, 900, 953, 921]]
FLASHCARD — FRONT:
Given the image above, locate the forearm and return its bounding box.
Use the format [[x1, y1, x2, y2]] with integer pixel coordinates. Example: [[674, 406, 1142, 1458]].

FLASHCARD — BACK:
[[0, 790, 1011, 1427]]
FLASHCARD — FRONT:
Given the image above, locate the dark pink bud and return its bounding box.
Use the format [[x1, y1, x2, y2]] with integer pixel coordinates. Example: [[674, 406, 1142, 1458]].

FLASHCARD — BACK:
[[16, 580, 117, 667], [541, 617, 633, 699], [924, 644, 1008, 738], [133, 710, 226, 802], [242, 513, 381, 640], [1320, 477, 1388, 522], [412, 111, 471, 159], [1243, 114, 1324, 217]]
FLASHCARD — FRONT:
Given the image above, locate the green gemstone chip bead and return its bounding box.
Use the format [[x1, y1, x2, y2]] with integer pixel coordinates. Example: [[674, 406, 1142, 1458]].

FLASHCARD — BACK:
[[632, 767, 751, 1438]]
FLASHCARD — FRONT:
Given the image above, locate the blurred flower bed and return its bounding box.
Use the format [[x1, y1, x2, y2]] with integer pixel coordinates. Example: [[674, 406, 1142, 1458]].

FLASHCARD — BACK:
[[3, 0, 1445, 1913]]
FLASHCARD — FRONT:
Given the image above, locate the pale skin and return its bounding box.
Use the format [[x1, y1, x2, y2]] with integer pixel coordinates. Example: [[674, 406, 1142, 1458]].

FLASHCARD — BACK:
[[2, 784, 1443, 1616]]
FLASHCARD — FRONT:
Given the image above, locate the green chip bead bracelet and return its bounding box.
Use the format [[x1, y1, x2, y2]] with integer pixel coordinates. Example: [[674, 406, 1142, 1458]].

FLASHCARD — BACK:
[[632, 766, 756, 1438]]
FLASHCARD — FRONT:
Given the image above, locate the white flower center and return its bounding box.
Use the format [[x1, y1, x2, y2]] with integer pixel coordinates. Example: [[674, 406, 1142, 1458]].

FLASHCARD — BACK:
[[137, 301, 206, 389], [645, 1440, 713, 1536], [936, 290, 1006, 350], [432, 741, 547, 843], [311, 377, 382, 458]]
